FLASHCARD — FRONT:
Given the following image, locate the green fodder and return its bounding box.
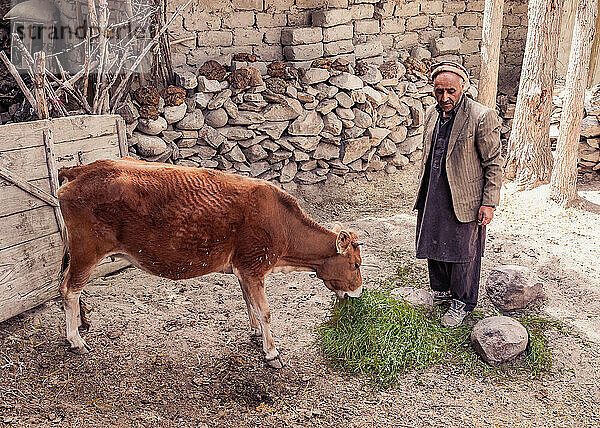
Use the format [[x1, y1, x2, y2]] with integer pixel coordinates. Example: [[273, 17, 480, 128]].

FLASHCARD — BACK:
[[317, 289, 562, 387]]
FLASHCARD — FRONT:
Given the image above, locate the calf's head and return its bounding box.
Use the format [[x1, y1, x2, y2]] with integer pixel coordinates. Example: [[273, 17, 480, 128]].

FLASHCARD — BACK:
[[316, 223, 363, 299]]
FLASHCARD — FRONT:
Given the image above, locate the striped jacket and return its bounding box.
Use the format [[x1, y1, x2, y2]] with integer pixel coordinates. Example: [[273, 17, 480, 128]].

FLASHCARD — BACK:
[[414, 96, 503, 223]]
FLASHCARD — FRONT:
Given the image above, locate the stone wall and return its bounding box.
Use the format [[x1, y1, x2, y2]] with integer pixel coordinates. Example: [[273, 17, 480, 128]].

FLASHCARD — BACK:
[[168, 0, 529, 95], [123, 57, 448, 187]]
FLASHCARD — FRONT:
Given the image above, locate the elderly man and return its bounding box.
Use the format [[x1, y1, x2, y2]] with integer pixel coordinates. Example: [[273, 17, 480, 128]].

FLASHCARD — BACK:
[[414, 61, 503, 327]]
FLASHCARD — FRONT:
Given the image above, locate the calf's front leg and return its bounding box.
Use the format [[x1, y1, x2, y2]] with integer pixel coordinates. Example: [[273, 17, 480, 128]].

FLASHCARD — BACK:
[[237, 276, 282, 369]]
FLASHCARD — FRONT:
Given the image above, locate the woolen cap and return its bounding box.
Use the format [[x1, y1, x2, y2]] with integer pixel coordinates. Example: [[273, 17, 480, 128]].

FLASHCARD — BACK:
[[431, 61, 470, 85]]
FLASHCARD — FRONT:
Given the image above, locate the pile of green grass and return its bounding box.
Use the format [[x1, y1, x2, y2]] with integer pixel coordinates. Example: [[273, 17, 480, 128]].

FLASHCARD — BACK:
[[316, 259, 565, 386]]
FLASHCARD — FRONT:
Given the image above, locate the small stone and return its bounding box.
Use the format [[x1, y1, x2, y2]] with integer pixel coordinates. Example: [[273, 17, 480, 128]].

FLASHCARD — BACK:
[[262, 98, 303, 121], [283, 136, 320, 151], [228, 111, 266, 125], [391, 152, 410, 167], [199, 125, 226, 149], [362, 86, 388, 106], [161, 130, 182, 143], [205, 108, 229, 128], [223, 98, 239, 119], [195, 92, 213, 109], [225, 145, 247, 163], [377, 139, 397, 157], [471, 316, 529, 365], [137, 116, 167, 135], [335, 107, 355, 121], [244, 145, 269, 162], [177, 110, 205, 130], [343, 136, 372, 164], [313, 143, 340, 160], [360, 64, 383, 85], [280, 161, 298, 183], [256, 121, 289, 139], [397, 135, 422, 154], [316, 99, 339, 115], [368, 127, 391, 142], [389, 126, 408, 143], [208, 89, 233, 110], [219, 126, 255, 140], [323, 112, 343, 135], [174, 70, 198, 90]]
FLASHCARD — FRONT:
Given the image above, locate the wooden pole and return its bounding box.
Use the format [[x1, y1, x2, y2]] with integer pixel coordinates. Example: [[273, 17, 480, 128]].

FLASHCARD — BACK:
[[42, 128, 66, 239], [477, 0, 505, 109], [33, 52, 49, 119], [549, 0, 598, 206]]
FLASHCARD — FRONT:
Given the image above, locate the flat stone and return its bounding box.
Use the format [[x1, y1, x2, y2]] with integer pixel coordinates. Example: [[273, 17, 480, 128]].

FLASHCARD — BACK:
[[279, 161, 298, 183], [268, 149, 293, 162], [288, 110, 324, 136], [329, 72, 364, 90], [343, 126, 366, 139], [177, 110, 205, 130], [302, 68, 331, 85], [197, 76, 222, 92], [486, 265, 544, 311], [243, 145, 268, 162], [262, 97, 303, 121], [283, 43, 324, 61], [174, 70, 198, 90], [351, 89, 367, 104], [362, 86, 388, 106], [313, 143, 340, 160], [207, 89, 232, 110], [323, 112, 343, 135], [471, 316, 529, 365], [352, 108, 373, 128], [355, 41, 384, 60], [256, 121, 289, 139], [312, 9, 352, 27], [315, 82, 339, 99], [296, 171, 326, 184], [391, 152, 409, 167], [397, 134, 422, 154], [389, 126, 408, 143], [133, 132, 167, 156], [368, 127, 391, 142], [137, 116, 167, 135], [335, 92, 354, 109], [283, 136, 320, 151], [228, 111, 266, 125], [377, 139, 397, 157], [250, 161, 270, 177], [224, 145, 247, 163], [195, 92, 213, 109], [360, 64, 383, 85], [316, 98, 339, 115], [335, 107, 355, 121], [343, 136, 371, 164], [223, 98, 239, 119], [219, 126, 255, 140], [199, 125, 226, 148], [161, 130, 182, 143]]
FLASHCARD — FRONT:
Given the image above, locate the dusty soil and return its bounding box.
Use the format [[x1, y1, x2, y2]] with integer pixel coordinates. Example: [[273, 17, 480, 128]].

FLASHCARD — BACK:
[[1, 166, 599, 427]]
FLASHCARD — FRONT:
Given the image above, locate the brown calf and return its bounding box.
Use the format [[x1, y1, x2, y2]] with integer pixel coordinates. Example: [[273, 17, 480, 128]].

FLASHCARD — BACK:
[[57, 158, 363, 368]]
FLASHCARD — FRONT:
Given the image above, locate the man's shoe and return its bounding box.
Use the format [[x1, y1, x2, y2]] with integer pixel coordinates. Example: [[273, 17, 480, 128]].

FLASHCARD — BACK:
[[441, 299, 469, 328], [432, 291, 452, 305]]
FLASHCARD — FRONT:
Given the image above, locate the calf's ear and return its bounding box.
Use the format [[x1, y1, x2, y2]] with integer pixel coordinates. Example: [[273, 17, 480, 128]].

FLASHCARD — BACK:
[[336, 231, 352, 254], [332, 222, 343, 234]]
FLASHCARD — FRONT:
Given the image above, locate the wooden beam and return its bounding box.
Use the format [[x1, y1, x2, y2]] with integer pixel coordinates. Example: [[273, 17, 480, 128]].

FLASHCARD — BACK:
[[0, 165, 58, 207], [43, 129, 66, 239]]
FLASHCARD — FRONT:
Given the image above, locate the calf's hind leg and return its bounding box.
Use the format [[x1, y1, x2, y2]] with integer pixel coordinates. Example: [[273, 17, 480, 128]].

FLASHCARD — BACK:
[[60, 252, 100, 354]]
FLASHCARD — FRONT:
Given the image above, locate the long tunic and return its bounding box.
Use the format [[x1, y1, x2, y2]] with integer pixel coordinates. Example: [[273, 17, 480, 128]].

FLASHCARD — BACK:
[[415, 100, 484, 263]]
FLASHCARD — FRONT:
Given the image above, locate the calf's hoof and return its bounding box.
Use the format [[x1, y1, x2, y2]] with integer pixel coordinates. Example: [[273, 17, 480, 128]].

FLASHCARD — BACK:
[[69, 342, 91, 355], [265, 356, 283, 369]]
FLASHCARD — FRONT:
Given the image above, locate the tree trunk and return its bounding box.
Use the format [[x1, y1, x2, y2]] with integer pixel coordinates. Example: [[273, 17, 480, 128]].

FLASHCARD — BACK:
[[478, 0, 505, 109], [505, 0, 563, 189], [549, 0, 598, 206]]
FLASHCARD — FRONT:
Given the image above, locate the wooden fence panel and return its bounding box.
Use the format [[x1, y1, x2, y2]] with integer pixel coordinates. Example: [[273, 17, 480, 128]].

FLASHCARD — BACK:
[[0, 114, 128, 323]]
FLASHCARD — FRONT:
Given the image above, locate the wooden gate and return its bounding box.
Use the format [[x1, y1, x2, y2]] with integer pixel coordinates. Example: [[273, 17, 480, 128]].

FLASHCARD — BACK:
[[0, 114, 129, 323]]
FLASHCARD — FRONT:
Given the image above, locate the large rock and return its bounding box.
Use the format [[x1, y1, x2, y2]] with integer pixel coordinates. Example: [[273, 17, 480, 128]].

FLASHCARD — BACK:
[[397, 135, 423, 154], [177, 110, 205, 130], [352, 108, 373, 128], [132, 132, 167, 156], [288, 110, 324, 136], [329, 72, 364, 90], [205, 108, 229, 128], [471, 316, 529, 365], [137, 116, 167, 135], [391, 287, 433, 306], [163, 103, 187, 124], [197, 76, 222, 92], [262, 97, 303, 121], [280, 161, 298, 183], [323, 112, 343, 135], [343, 136, 372, 164], [486, 265, 544, 311]]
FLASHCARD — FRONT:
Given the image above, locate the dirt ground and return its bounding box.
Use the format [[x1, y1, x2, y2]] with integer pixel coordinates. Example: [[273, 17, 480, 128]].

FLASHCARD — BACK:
[[1, 165, 599, 427]]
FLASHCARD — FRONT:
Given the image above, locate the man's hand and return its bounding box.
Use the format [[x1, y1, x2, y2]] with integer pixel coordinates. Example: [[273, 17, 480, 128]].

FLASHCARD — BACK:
[[478, 205, 495, 226]]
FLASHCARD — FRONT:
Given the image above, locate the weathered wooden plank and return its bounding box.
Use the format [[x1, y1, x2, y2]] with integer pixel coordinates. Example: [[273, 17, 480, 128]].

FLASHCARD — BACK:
[[0, 177, 52, 218], [0, 233, 62, 323], [0, 120, 49, 151], [0, 206, 59, 251], [50, 115, 118, 144], [0, 165, 58, 207], [0, 134, 120, 181]]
